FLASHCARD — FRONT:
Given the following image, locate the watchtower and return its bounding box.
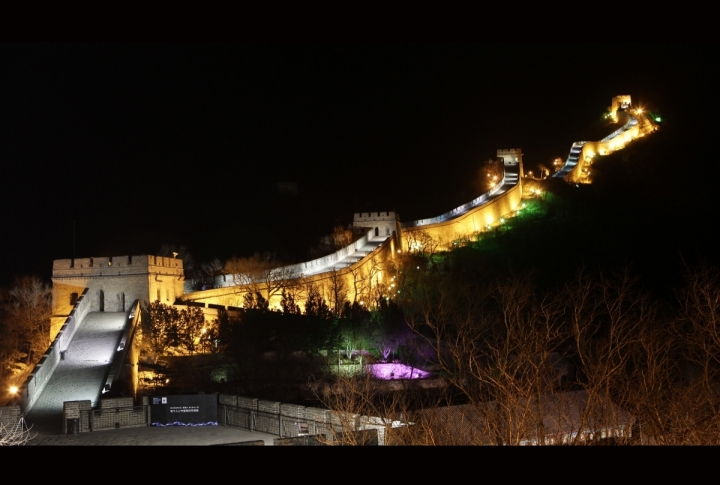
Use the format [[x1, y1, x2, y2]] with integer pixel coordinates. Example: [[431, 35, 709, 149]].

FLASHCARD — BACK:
[[609, 95, 632, 118], [352, 211, 402, 240], [50, 255, 184, 340], [497, 148, 524, 178]]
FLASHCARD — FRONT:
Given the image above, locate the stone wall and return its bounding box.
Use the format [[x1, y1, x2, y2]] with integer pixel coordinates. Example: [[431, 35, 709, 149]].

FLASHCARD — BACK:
[[62, 396, 151, 433], [181, 234, 397, 311], [0, 405, 22, 429], [91, 397, 148, 430], [400, 148, 523, 251], [62, 399, 92, 433], [564, 111, 657, 183]]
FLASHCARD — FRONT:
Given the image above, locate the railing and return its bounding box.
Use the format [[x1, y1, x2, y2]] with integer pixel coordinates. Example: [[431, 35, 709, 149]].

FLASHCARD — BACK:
[[218, 395, 402, 445], [101, 300, 141, 396], [220, 405, 341, 439]]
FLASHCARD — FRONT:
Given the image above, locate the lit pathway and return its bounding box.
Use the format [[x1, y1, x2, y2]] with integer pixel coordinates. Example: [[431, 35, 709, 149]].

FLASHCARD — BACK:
[[301, 235, 389, 276], [25, 312, 126, 434]]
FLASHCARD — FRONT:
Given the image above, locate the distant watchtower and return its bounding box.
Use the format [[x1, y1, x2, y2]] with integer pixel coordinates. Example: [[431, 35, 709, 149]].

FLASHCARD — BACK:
[[497, 148, 524, 178], [609, 95, 632, 119], [50, 255, 184, 340], [352, 211, 402, 240]]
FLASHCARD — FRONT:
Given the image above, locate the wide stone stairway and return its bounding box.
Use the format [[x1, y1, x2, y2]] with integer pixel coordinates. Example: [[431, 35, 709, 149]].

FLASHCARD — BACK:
[[25, 312, 127, 434]]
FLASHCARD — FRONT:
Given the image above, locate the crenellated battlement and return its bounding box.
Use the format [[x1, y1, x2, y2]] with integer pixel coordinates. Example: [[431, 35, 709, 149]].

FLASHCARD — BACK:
[[353, 211, 402, 240], [353, 211, 400, 222], [53, 255, 183, 276], [497, 148, 523, 166]]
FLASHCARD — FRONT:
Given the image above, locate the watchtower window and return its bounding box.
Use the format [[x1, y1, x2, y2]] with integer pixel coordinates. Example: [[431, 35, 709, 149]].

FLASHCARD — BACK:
[[375, 227, 379, 237]]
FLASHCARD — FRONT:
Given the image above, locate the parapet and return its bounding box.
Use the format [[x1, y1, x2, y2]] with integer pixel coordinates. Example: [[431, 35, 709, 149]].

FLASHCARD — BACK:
[[52, 255, 183, 277], [497, 148, 523, 165], [353, 211, 400, 223]]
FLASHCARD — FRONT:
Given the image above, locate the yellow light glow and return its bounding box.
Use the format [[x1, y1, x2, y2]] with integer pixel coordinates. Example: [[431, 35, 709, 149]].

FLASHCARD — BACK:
[[9, 386, 18, 394]]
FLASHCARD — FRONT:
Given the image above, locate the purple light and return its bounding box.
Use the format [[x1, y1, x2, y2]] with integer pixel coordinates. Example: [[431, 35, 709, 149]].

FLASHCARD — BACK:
[[368, 363, 430, 380]]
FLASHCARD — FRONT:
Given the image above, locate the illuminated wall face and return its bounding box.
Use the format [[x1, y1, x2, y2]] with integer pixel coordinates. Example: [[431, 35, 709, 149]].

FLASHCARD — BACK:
[[565, 113, 656, 184], [180, 238, 396, 312], [401, 182, 523, 251]]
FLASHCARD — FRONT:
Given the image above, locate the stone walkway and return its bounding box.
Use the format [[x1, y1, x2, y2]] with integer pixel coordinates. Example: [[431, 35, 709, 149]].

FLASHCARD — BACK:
[[26, 312, 127, 434], [304, 235, 387, 275]]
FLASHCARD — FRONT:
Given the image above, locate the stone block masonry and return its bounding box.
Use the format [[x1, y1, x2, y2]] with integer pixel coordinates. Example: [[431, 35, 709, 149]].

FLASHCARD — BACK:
[[52, 255, 185, 322]]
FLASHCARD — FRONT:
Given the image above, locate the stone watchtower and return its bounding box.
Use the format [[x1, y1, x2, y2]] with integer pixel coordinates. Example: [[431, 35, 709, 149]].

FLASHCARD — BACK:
[[50, 255, 184, 340], [609, 95, 632, 119], [352, 211, 402, 240], [497, 148, 524, 178]]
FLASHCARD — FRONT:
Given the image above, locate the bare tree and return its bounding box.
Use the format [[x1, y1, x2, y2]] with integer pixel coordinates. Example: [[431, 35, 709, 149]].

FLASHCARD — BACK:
[[224, 253, 299, 306], [312, 372, 417, 445], [1, 276, 52, 365], [200, 258, 225, 286], [0, 412, 35, 446], [404, 230, 441, 258], [327, 267, 348, 316]]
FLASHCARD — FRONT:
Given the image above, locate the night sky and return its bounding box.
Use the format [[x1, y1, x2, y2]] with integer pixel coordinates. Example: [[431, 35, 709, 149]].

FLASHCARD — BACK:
[[0, 43, 716, 286]]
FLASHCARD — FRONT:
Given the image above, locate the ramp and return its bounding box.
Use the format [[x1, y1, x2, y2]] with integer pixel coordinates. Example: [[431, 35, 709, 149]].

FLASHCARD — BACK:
[[25, 312, 127, 434]]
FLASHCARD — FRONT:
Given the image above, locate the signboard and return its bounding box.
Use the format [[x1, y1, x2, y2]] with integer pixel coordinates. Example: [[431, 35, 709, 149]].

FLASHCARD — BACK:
[[150, 394, 218, 426]]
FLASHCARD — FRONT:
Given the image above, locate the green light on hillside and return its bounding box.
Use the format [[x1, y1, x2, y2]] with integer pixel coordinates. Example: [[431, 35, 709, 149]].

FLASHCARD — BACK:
[[655, 116, 662, 122]]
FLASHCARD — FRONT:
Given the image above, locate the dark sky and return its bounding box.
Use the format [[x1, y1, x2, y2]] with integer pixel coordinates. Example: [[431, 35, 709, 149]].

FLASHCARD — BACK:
[[0, 43, 716, 285]]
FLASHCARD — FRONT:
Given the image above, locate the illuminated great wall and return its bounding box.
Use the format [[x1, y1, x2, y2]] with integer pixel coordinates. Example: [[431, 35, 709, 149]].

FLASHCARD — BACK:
[[179, 96, 658, 310], [20, 95, 659, 417]]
